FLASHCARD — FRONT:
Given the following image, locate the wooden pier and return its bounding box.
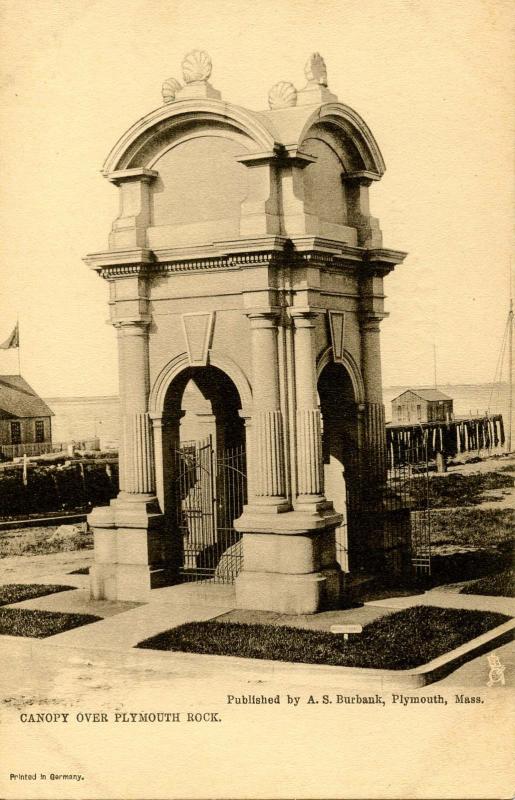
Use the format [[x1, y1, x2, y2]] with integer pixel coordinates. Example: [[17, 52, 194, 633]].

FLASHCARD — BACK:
[[386, 414, 505, 466]]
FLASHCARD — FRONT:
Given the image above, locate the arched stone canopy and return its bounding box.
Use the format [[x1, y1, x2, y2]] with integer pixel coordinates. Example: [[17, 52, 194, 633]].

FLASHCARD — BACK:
[[103, 100, 279, 175], [85, 51, 407, 611]]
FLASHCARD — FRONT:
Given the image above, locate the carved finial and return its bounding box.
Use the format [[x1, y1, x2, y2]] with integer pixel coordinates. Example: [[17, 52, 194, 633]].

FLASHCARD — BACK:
[[162, 77, 182, 104], [268, 81, 297, 110], [304, 52, 327, 86], [182, 50, 212, 84]]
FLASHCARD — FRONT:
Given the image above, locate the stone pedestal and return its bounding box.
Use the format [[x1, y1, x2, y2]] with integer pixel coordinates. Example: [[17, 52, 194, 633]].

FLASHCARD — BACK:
[[89, 495, 172, 602], [235, 508, 342, 614]]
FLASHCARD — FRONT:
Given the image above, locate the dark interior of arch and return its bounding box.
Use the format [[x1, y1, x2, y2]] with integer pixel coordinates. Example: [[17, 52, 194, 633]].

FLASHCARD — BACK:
[[164, 365, 244, 450]]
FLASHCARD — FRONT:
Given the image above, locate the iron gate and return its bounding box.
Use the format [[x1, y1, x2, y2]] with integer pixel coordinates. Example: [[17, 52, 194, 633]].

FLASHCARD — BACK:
[[171, 436, 430, 584], [334, 444, 432, 577], [171, 436, 246, 583], [386, 445, 432, 576]]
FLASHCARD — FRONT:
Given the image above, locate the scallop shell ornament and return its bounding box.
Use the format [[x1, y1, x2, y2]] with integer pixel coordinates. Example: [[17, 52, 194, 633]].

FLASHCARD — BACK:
[[162, 77, 182, 104], [268, 81, 297, 110], [304, 52, 327, 86], [182, 50, 212, 83]]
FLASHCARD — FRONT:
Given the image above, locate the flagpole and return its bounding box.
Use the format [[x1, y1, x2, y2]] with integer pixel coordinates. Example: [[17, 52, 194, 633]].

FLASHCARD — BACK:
[[17, 316, 21, 376]]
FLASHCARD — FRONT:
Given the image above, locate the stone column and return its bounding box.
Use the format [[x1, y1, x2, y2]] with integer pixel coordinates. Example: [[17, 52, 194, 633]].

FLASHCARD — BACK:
[[247, 311, 288, 510], [359, 311, 389, 573], [150, 413, 165, 512], [116, 319, 155, 502], [106, 168, 157, 250], [360, 312, 387, 485], [89, 318, 171, 602], [291, 310, 325, 508]]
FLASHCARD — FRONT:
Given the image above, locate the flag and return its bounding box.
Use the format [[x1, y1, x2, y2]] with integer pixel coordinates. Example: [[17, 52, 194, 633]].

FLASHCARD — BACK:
[[0, 322, 19, 349]]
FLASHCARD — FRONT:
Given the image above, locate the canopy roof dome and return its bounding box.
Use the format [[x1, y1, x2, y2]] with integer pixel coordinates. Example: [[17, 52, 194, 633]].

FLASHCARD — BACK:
[[103, 51, 385, 181]]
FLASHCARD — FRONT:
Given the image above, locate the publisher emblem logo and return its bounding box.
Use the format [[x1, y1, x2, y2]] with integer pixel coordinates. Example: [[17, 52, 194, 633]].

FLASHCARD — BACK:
[[486, 653, 506, 687]]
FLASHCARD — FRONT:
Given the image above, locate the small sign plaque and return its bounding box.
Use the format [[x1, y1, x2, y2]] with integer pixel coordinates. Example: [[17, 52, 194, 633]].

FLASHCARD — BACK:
[[330, 624, 363, 635]]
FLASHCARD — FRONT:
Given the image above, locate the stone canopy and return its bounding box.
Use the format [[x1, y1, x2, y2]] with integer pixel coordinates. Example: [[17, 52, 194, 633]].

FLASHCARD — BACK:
[[85, 51, 407, 614]]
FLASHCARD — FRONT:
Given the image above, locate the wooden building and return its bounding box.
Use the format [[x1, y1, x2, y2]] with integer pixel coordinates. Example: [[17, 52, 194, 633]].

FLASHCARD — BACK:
[[391, 388, 453, 424], [0, 375, 54, 454]]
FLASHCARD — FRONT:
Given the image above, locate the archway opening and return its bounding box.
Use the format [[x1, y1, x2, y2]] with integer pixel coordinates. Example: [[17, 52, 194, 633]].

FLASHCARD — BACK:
[[161, 366, 246, 583], [318, 361, 360, 573]]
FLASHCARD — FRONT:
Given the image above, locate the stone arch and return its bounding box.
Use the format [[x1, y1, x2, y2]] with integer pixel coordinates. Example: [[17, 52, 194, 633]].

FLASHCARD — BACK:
[[149, 350, 253, 418], [103, 100, 278, 174], [316, 346, 365, 405], [299, 103, 386, 178]]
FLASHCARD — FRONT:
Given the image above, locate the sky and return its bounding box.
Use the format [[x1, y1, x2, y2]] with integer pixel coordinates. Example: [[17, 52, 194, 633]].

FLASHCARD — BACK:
[[0, 0, 513, 397]]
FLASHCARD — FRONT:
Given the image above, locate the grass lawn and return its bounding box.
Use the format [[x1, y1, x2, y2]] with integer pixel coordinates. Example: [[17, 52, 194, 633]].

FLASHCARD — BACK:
[[411, 471, 514, 509], [0, 608, 101, 638], [0, 584, 76, 606], [136, 606, 510, 670], [429, 507, 514, 548], [461, 569, 515, 598], [0, 526, 93, 558], [424, 507, 514, 585]]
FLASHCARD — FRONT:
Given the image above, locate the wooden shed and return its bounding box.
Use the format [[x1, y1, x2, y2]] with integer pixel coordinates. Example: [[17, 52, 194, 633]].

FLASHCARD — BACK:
[[0, 375, 54, 455], [391, 388, 453, 424]]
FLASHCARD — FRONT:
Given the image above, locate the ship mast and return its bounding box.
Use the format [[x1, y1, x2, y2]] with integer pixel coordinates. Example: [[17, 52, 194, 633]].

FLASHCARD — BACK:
[[508, 297, 513, 453]]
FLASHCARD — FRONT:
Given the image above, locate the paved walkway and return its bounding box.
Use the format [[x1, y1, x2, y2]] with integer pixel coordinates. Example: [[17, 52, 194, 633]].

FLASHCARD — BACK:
[[367, 590, 515, 616], [0, 550, 91, 588]]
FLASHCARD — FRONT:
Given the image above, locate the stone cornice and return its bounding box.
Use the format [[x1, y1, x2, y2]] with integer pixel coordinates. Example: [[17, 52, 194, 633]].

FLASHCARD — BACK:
[[86, 238, 407, 280], [365, 247, 408, 268], [84, 248, 154, 272], [343, 170, 380, 183], [105, 168, 159, 185]]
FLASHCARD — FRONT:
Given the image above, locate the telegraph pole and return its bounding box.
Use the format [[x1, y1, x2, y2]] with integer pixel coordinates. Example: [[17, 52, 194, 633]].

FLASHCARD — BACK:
[[508, 298, 513, 453]]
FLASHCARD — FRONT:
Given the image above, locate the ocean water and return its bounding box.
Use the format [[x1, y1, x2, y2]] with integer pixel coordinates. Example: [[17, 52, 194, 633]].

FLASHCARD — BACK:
[[44, 383, 512, 449], [44, 395, 120, 448]]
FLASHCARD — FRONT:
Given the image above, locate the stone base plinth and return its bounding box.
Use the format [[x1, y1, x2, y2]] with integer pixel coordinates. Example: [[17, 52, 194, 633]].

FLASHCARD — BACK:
[[234, 505, 343, 614], [88, 495, 175, 602], [235, 567, 341, 614]]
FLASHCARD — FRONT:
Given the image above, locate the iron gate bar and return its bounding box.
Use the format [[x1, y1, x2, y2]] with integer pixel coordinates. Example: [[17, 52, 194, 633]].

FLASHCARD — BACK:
[[171, 436, 246, 584]]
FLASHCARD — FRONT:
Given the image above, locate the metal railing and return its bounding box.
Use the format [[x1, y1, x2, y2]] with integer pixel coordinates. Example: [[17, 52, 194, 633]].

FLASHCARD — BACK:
[[0, 438, 103, 460]]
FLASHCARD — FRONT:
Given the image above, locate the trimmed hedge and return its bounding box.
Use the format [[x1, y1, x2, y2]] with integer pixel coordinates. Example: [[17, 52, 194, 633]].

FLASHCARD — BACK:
[[0, 461, 118, 517]]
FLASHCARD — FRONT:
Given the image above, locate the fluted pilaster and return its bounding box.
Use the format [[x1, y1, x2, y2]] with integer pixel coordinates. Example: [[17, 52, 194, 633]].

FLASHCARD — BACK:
[[115, 318, 155, 497], [291, 310, 324, 502], [247, 311, 287, 503], [124, 411, 155, 493], [255, 410, 285, 496], [296, 408, 323, 495], [360, 313, 388, 487]]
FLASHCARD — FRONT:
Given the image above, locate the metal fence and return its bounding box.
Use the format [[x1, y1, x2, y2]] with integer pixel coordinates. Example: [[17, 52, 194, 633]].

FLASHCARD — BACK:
[[0, 438, 103, 460], [333, 444, 432, 578], [170, 436, 431, 585], [171, 436, 246, 584]]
